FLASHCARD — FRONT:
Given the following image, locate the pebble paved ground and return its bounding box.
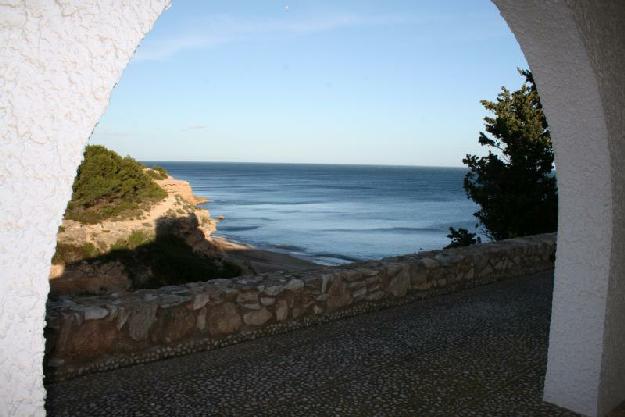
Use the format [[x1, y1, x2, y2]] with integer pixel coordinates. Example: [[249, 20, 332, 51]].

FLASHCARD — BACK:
[[46, 272, 583, 417]]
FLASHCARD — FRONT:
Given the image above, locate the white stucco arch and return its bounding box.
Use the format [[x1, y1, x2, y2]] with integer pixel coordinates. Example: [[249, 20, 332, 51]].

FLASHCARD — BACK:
[[0, 1, 623, 416], [493, 2, 625, 416]]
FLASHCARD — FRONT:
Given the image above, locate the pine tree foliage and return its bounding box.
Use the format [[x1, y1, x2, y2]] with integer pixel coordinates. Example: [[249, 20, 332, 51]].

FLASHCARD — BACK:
[[463, 69, 557, 240]]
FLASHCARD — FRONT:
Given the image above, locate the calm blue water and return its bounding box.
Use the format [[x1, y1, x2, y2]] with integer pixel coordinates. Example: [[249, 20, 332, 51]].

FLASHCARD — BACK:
[[147, 162, 478, 265]]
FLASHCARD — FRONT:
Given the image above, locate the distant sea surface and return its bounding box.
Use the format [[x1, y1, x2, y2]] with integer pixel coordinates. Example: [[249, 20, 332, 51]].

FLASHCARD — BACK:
[[147, 162, 479, 265]]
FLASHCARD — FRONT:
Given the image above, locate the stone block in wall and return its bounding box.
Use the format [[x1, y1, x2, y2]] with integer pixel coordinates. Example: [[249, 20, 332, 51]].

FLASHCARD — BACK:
[[150, 307, 196, 344], [207, 303, 241, 336], [127, 303, 158, 342], [275, 299, 289, 322], [388, 269, 410, 297], [243, 308, 272, 326], [326, 277, 353, 312]]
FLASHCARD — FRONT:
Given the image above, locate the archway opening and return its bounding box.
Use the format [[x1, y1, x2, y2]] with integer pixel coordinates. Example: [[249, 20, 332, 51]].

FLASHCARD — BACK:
[[28, 0, 600, 416], [41, 2, 563, 416], [86, 0, 534, 263]]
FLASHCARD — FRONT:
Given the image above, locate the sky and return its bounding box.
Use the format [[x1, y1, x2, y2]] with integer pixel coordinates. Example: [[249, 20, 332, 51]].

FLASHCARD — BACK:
[[90, 0, 528, 167]]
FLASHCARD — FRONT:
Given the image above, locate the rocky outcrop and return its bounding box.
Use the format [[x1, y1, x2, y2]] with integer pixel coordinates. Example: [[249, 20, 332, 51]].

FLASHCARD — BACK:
[[49, 175, 318, 296], [49, 176, 222, 296], [157, 176, 207, 206], [45, 233, 556, 381], [53, 175, 217, 258]]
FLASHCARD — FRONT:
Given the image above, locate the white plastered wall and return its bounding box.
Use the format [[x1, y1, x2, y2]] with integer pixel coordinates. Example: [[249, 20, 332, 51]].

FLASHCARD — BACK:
[[493, 1, 625, 416], [565, 3, 625, 414], [0, 1, 623, 416], [0, 2, 170, 416]]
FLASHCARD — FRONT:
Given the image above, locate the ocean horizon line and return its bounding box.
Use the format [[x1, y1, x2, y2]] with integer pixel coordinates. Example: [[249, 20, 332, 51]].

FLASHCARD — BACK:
[[140, 160, 467, 170]]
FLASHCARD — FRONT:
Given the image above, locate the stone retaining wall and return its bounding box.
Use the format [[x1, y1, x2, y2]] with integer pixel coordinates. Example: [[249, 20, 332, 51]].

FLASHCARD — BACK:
[[45, 233, 556, 381]]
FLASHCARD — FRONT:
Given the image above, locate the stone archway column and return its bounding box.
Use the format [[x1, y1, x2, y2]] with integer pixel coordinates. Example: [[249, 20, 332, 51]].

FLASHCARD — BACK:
[[0, 2, 170, 416], [493, 1, 625, 416]]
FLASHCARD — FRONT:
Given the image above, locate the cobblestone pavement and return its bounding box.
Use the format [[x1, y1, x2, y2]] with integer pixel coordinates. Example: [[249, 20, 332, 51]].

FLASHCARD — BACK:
[[46, 272, 581, 417]]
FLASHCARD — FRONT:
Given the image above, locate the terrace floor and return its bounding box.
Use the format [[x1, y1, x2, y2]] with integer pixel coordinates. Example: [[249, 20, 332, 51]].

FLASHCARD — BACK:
[[46, 271, 582, 417]]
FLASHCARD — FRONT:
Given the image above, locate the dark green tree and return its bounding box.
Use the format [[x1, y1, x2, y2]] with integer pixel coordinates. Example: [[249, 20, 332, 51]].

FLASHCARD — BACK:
[[463, 69, 557, 240]]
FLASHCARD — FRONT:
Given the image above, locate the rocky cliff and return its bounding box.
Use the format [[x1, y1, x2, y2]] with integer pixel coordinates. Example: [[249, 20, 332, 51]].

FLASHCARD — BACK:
[[54, 174, 216, 255], [49, 174, 230, 295], [50, 173, 317, 297]]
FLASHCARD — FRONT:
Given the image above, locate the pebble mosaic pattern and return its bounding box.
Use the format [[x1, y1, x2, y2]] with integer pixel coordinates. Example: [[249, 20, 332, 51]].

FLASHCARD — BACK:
[[46, 272, 580, 417]]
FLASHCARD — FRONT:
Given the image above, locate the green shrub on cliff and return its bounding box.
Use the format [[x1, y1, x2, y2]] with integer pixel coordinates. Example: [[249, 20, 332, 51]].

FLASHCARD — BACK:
[[64, 145, 167, 223], [146, 166, 169, 180], [51, 243, 99, 264], [111, 230, 154, 251]]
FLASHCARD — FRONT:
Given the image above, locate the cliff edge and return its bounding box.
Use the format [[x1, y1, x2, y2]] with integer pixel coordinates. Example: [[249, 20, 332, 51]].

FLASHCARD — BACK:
[[50, 148, 318, 297]]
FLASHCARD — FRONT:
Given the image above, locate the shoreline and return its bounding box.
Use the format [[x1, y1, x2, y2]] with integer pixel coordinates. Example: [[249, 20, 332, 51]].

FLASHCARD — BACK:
[[208, 235, 324, 274], [210, 232, 361, 267]]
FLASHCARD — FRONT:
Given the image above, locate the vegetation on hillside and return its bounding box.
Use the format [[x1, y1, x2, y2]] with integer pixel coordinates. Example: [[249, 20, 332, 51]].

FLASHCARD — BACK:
[[146, 165, 169, 180], [444, 227, 481, 249], [51, 242, 99, 264], [64, 145, 167, 223], [448, 69, 558, 247]]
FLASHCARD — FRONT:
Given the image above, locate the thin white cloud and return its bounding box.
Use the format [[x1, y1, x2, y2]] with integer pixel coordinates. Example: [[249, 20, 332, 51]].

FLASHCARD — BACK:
[[183, 124, 208, 131], [134, 14, 417, 61]]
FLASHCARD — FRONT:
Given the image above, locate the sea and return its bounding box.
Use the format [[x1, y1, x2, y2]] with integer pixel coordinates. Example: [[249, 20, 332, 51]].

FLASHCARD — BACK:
[[147, 162, 479, 266]]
